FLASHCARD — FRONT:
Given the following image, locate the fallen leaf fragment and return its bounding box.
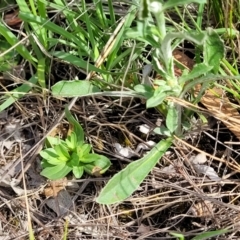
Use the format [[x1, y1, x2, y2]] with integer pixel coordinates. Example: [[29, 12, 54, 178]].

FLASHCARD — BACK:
[[45, 189, 72, 216], [44, 178, 68, 197]]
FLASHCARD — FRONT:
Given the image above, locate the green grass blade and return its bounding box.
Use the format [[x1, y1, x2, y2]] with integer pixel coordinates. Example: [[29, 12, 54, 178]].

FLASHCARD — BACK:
[[81, 0, 99, 60], [196, 3, 205, 28], [107, 0, 116, 25], [16, 0, 46, 45], [0, 23, 36, 66], [106, 4, 138, 71], [191, 229, 228, 240], [29, 0, 37, 15], [93, 0, 107, 27], [0, 76, 38, 112], [19, 12, 90, 55], [37, 58, 46, 88], [52, 51, 109, 74]]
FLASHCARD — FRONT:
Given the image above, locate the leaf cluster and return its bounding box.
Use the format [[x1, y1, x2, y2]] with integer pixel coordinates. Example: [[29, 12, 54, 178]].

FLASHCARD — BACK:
[[40, 107, 111, 180]]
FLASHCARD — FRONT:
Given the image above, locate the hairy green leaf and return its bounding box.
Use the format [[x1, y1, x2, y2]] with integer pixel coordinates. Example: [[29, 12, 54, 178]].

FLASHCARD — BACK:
[[203, 28, 224, 73], [96, 138, 172, 204], [166, 105, 178, 133], [179, 63, 213, 84], [52, 80, 100, 98]]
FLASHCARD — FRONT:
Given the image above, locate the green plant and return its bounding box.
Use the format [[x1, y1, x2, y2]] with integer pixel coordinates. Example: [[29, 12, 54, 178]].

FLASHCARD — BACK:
[[96, 0, 226, 204], [40, 107, 111, 180], [128, 0, 226, 137]]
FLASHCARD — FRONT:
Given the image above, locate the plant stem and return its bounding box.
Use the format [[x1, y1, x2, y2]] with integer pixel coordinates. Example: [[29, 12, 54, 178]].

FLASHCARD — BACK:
[[176, 104, 182, 136], [154, 10, 166, 40]]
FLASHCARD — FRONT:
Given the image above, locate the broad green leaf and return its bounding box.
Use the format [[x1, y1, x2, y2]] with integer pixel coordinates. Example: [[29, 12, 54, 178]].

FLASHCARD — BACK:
[[80, 154, 100, 163], [40, 163, 72, 180], [65, 132, 77, 150], [52, 80, 100, 98], [72, 166, 84, 178], [65, 107, 84, 143], [162, 0, 206, 11], [77, 144, 92, 157], [134, 84, 154, 99], [146, 90, 168, 108], [93, 156, 111, 174], [203, 28, 224, 73], [153, 80, 168, 86], [166, 105, 178, 133], [46, 136, 65, 147], [82, 144, 92, 154], [179, 63, 213, 84], [96, 138, 172, 204], [54, 144, 70, 161], [41, 159, 53, 169], [191, 229, 228, 240], [179, 74, 240, 98], [40, 148, 63, 165], [69, 152, 80, 166]]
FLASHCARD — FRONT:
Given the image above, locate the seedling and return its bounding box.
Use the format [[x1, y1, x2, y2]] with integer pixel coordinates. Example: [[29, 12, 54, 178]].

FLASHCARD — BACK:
[[40, 107, 111, 180]]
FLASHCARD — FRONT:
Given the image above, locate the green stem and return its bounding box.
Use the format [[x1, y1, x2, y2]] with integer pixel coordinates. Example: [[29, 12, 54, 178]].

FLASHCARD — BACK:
[[154, 10, 166, 40], [175, 104, 182, 136]]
